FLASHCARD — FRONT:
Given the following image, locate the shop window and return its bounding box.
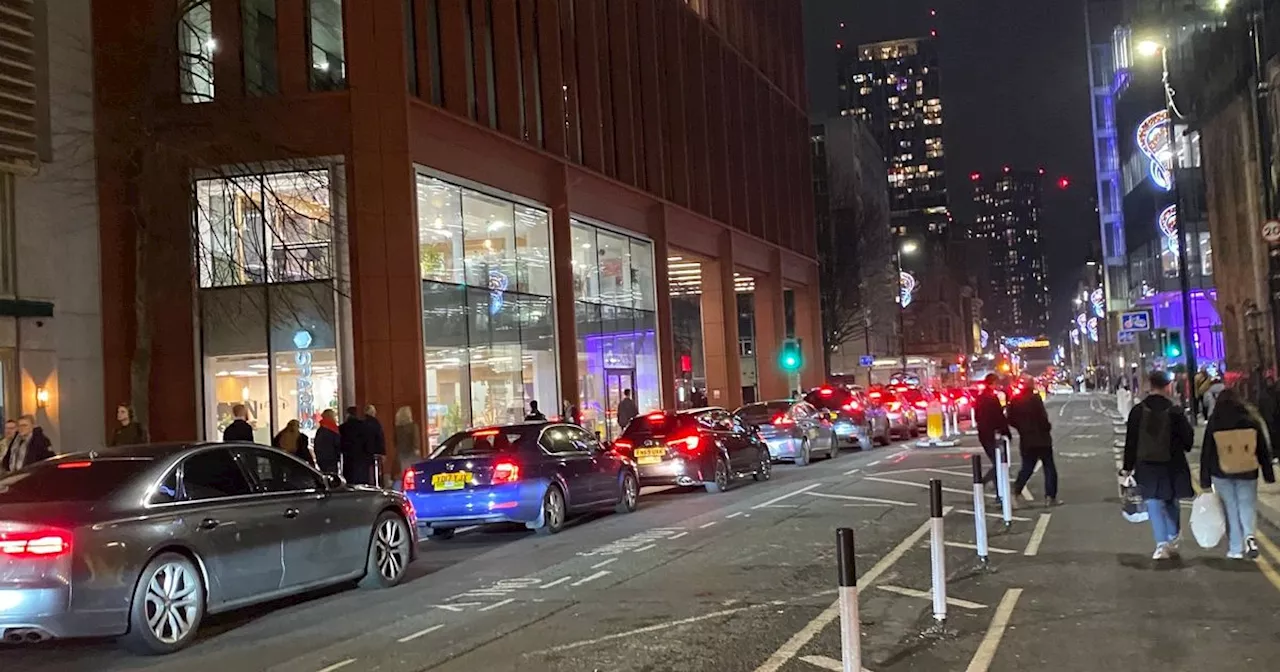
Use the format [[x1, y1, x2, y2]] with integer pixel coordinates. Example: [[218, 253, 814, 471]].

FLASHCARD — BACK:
[[242, 0, 279, 95], [308, 0, 347, 91], [179, 0, 215, 103], [461, 190, 516, 291]]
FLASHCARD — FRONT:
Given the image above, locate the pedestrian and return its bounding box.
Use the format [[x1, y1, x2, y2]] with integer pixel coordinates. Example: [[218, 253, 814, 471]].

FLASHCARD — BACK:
[[1008, 379, 1059, 507], [110, 403, 149, 446], [1199, 388, 1276, 559], [617, 388, 639, 433], [394, 406, 420, 477], [2, 415, 53, 472], [340, 406, 373, 485], [525, 400, 547, 421], [222, 404, 255, 442], [365, 404, 388, 486], [974, 374, 1011, 493], [313, 408, 342, 473], [1202, 377, 1225, 418], [272, 419, 310, 462], [1195, 369, 1211, 420], [0, 419, 17, 473], [1121, 370, 1196, 560]]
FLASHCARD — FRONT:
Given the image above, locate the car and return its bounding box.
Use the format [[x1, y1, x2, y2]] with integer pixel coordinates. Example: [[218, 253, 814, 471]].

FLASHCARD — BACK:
[[802, 386, 886, 448], [735, 400, 838, 465], [0, 443, 417, 655], [870, 388, 920, 439], [614, 408, 771, 492], [404, 423, 639, 538]]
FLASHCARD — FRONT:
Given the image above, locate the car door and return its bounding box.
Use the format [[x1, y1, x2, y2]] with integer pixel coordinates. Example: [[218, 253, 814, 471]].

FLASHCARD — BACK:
[[707, 410, 747, 472], [571, 426, 619, 505], [539, 425, 597, 510], [177, 448, 285, 607], [730, 415, 760, 468]]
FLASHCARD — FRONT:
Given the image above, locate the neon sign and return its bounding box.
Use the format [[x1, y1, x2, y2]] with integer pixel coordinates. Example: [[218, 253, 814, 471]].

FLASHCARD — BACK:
[[488, 269, 509, 315], [1087, 317, 1099, 342], [1070, 329, 1080, 346], [1158, 205, 1178, 255], [980, 329, 990, 349], [900, 271, 917, 308], [1091, 287, 1105, 318], [1137, 110, 1173, 191]]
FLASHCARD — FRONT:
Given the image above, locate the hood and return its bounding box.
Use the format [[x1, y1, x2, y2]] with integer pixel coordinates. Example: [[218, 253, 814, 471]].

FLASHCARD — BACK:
[[1210, 400, 1253, 428], [1142, 394, 1176, 412]]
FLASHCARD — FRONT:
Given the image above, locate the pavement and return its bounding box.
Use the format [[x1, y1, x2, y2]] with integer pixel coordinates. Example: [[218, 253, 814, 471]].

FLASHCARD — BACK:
[[5, 392, 1280, 670]]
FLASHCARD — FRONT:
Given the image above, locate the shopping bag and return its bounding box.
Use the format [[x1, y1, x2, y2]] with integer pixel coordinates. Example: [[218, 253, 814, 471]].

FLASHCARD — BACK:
[[1190, 492, 1226, 549], [1121, 480, 1148, 523]]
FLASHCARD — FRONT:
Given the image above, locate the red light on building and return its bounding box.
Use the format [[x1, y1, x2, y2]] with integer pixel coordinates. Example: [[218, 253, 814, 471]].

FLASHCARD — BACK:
[[969, 172, 981, 181], [1058, 177, 1071, 190], [1003, 165, 1011, 173], [836, 41, 843, 50], [680, 354, 693, 373], [1038, 167, 1046, 175], [930, 29, 937, 37]]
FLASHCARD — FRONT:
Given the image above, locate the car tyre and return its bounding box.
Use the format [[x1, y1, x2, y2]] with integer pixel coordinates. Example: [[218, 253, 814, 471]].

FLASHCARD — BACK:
[[359, 512, 411, 589], [535, 484, 567, 535], [875, 427, 891, 447], [704, 457, 730, 493], [795, 439, 811, 466], [829, 437, 839, 459], [753, 449, 772, 481], [615, 471, 639, 514], [120, 552, 206, 655]]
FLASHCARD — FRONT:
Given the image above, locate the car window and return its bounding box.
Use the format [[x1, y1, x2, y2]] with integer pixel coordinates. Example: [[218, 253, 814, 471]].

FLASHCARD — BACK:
[[734, 402, 791, 425], [569, 427, 601, 452], [710, 410, 734, 431], [731, 416, 752, 435], [181, 449, 253, 501], [435, 427, 535, 458], [0, 458, 154, 504], [695, 411, 719, 430], [150, 469, 179, 505], [541, 425, 591, 455], [235, 449, 323, 494]]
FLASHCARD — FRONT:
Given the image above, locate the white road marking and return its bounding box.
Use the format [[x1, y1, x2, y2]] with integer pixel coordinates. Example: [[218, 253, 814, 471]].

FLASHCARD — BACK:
[[668, 531, 689, 540], [632, 544, 657, 553], [752, 483, 824, 509], [867, 459, 883, 467], [964, 589, 1024, 672], [942, 540, 1016, 555], [1023, 513, 1052, 556], [316, 660, 357, 672], [865, 476, 993, 498], [540, 576, 572, 589], [752, 512, 948, 672], [480, 598, 515, 611], [591, 558, 618, 569], [431, 602, 481, 612], [699, 521, 718, 529], [572, 570, 611, 586], [538, 605, 752, 654], [806, 491, 916, 507], [727, 512, 745, 519], [877, 584, 987, 610], [798, 655, 873, 671], [844, 467, 861, 476], [1057, 396, 1072, 417], [872, 467, 970, 478], [397, 623, 445, 643]]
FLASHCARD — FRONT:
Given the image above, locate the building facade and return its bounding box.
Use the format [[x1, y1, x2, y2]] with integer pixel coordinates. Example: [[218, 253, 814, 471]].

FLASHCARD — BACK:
[[970, 169, 1051, 338], [92, 0, 819, 463]]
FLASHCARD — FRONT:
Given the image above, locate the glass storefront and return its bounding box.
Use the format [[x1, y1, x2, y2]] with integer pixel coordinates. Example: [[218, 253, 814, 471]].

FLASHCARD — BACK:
[[418, 174, 558, 449], [571, 221, 659, 440], [195, 168, 342, 443]]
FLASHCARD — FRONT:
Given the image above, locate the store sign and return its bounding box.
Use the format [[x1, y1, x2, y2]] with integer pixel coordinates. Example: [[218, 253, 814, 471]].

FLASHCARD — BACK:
[[488, 270, 509, 315], [1117, 331, 1137, 344], [1120, 310, 1151, 332], [1091, 287, 1105, 318], [294, 330, 315, 432]]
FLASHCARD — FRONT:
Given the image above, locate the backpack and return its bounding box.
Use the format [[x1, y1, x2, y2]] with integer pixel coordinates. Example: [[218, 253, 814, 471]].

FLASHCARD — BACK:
[[1213, 428, 1259, 475], [1136, 404, 1172, 463]]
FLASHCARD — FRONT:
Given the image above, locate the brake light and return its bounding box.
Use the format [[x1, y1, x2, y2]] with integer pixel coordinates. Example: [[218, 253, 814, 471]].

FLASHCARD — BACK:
[[473, 428, 500, 438], [402, 468, 416, 491], [914, 401, 928, 409], [56, 461, 92, 469], [646, 412, 666, 420], [492, 459, 521, 484], [667, 434, 702, 453], [772, 414, 795, 427], [958, 397, 969, 406], [843, 401, 860, 411], [819, 387, 833, 396], [869, 391, 882, 399], [613, 439, 633, 452], [0, 528, 72, 558]]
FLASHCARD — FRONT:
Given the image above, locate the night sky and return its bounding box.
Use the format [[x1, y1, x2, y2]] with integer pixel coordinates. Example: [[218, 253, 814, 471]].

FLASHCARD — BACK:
[[803, 0, 1098, 335]]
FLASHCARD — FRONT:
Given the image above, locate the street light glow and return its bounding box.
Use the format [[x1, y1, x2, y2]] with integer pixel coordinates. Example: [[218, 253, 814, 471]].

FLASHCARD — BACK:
[[1136, 40, 1162, 58], [901, 240, 920, 255]]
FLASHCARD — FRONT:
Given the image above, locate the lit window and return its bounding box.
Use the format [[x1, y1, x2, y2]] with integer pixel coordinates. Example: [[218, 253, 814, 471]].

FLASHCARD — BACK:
[[179, 1, 215, 103]]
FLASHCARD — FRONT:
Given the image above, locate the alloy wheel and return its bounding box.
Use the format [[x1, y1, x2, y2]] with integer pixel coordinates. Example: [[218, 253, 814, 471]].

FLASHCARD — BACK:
[[143, 562, 200, 645], [716, 459, 729, 490], [375, 518, 409, 582], [545, 487, 565, 529], [623, 474, 638, 509]]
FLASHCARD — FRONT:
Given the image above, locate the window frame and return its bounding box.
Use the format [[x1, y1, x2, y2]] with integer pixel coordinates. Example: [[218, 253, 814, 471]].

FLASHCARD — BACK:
[[176, 447, 256, 503], [231, 446, 325, 495]]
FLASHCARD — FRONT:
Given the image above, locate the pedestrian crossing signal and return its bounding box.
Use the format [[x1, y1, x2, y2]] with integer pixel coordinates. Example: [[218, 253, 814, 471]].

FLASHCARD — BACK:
[[780, 339, 802, 373]]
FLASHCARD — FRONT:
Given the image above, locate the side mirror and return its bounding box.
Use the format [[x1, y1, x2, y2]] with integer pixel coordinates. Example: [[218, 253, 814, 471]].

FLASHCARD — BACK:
[[323, 473, 346, 490]]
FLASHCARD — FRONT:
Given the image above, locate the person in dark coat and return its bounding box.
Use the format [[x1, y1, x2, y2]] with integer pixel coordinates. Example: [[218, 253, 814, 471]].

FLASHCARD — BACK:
[[222, 404, 255, 442], [974, 374, 1011, 489], [312, 409, 342, 474], [1008, 380, 1059, 506], [3, 415, 53, 472], [364, 405, 388, 486], [110, 404, 149, 446], [1122, 370, 1195, 560], [1199, 389, 1277, 559], [340, 406, 373, 485]]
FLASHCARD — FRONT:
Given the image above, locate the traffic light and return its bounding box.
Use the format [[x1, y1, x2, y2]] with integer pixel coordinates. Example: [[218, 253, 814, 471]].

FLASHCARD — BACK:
[[1165, 330, 1184, 359], [779, 339, 802, 373]]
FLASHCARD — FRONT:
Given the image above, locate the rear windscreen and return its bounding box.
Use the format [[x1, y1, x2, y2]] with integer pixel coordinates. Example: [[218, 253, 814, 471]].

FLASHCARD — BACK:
[[0, 459, 153, 503], [622, 413, 686, 436], [433, 427, 537, 458], [805, 389, 852, 410], [735, 403, 791, 425]]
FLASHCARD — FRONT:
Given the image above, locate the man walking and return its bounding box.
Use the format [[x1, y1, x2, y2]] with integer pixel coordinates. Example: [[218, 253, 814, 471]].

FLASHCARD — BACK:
[[1008, 379, 1059, 506], [1121, 370, 1195, 560], [525, 400, 547, 421], [974, 374, 1011, 492], [222, 404, 255, 442], [340, 406, 373, 485], [364, 405, 387, 486], [617, 389, 639, 433]]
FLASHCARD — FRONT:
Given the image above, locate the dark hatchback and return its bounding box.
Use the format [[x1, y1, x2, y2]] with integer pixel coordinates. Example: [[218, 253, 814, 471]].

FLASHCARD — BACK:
[[614, 408, 771, 493]]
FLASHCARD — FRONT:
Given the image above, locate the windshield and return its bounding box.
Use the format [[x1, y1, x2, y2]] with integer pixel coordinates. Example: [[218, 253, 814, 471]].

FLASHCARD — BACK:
[[622, 412, 685, 436], [432, 427, 537, 458], [0, 459, 153, 504], [804, 388, 853, 410], [735, 402, 793, 425]]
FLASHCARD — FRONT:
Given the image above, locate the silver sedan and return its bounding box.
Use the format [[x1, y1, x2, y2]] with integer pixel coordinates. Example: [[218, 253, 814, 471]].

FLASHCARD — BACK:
[[734, 400, 838, 466], [0, 442, 417, 654]]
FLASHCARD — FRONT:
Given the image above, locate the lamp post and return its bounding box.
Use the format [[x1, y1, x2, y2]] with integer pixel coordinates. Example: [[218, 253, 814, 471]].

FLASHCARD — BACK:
[[896, 240, 920, 376]]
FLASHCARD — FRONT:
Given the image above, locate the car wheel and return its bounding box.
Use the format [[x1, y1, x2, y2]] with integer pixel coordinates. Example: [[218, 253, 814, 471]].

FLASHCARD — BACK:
[[704, 457, 730, 493], [909, 424, 920, 439], [829, 436, 839, 459], [426, 526, 455, 541], [615, 471, 639, 514], [120, 552, 205, 655], [876, 428, 891, 447], [535, 484, 567, 535], [360, 512, 411, 589], [753, 449, 772, 481], [795, 439, 811, 466]]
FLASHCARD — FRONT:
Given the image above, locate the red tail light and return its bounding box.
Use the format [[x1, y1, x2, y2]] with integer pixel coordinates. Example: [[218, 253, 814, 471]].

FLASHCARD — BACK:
[[957, 397, 969, 406], [888, 401, 902, 411], [772, 414, 795, 427], [819, 387, 833, 396], [843, 401, 860, 411], [56, 461, 92, 469], [914, 401, 929, 409], [402, 468, 417, 491], [646, 411, 666, 420], [869, 391, 882, 399], [613, 439, 633, 452], [667, 434, 702, 453], [0, 528, 72, 558], [492, 459, 521, 484]]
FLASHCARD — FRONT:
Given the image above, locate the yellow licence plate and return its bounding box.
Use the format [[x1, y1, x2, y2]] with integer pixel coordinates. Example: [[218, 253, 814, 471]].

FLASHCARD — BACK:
[[431, 472, 471, 491], [634, 447, 665, 465]]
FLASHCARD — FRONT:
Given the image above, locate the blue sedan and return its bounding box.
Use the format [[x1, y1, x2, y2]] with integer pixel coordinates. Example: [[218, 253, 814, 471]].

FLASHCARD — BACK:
[[402, 422, 640, 537]]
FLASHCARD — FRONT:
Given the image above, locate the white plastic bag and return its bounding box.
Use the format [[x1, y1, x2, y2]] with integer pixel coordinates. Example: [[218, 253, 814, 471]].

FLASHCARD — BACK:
[[1190, 492, 1226, 549]]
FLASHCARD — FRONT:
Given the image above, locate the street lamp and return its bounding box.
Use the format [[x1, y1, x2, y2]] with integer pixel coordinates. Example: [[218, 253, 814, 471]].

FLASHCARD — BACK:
[[896, 240, 920, 375]]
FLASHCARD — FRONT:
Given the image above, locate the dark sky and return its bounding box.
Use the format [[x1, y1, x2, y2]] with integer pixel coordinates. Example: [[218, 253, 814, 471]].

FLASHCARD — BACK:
[[803, 0, 1099, 334]]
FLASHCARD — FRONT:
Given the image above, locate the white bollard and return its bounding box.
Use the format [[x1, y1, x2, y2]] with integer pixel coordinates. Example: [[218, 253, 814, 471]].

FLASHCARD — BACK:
[[929, 479, 947, 629], [971, 454, 990, 569], [998, 438, 1013, 529], [836, 528, 862, 672]]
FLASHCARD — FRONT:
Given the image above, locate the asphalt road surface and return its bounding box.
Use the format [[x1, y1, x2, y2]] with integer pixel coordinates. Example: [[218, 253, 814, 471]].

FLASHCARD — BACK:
[[6, 393, 1280, 670]]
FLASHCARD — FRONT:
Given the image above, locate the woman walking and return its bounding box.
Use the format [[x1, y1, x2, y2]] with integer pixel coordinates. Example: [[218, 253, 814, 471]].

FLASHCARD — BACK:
[[1200, 389, 1277, 559], [272, 419, 310, 464]]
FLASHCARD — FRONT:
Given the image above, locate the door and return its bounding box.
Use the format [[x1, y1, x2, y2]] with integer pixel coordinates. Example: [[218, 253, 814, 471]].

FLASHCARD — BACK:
[[540, 425, 599, 509], [569, 426, 617, 505], [706, 410, 748, 472], [178, 448, 285, 606], [604, 369, 636, 441]]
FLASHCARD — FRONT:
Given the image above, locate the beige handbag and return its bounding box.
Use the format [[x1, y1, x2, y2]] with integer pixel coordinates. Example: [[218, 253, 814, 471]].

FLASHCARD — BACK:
[[1213, 428, 1260, 475]]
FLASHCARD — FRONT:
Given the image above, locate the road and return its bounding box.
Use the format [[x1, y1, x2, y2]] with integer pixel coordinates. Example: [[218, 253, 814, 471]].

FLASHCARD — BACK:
[[6, 393, 1280, 670]]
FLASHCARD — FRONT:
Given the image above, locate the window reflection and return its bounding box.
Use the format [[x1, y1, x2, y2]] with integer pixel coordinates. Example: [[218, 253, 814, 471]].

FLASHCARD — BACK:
[[309, 0, 347, 90], [179, 1, 215, 103], [243, 0, 279, 95]]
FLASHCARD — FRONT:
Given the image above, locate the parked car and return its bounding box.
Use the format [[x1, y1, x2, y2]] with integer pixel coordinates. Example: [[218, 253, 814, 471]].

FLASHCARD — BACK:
[[0, 443, 417, 655], [404, 423, 639, 538], [870, 388, 919, 439], [614, 408, 771, 492], [803, 386, 869, 448], [735, 400, 838, 465]]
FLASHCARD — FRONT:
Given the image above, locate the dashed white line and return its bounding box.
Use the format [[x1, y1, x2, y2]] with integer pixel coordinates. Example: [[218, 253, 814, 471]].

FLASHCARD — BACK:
[[571, 570, 611, 586], [540, 576, 572, 589], [431, 602, 481, 612], [668, 531, 689, 540], [632, 544, 657, 553], [1023, 513, 1052, 556], [751, 482, 823, 509], [538, 605, 752, 654], [727, 511, 745, 519], [844, 467, 861, 476], [590, 558, 618, 569], [397, 624, 445, 643], [699, 521, 718, 529], [480, 598, 515, 611], [865, 476, 992, 498], [316, 660, 357, 672], [867, 459, 883, 467]]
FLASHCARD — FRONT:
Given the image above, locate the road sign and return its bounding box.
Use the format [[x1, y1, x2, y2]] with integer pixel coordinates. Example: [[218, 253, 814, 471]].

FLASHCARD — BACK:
[[1119, 310, 1151, 332], [858, 355, 875, 367], [1263, 219, 1280, 245], [947, 364, 960, 373], [1117, 330, 1137, 344]]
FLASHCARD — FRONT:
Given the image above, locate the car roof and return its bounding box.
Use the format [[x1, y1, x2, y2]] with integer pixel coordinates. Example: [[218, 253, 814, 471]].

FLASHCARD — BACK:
[[55, 441, 219, 461]]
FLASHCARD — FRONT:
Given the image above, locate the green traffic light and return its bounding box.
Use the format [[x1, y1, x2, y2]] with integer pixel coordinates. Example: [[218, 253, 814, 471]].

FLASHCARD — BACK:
[[780, 339, 802, 372]]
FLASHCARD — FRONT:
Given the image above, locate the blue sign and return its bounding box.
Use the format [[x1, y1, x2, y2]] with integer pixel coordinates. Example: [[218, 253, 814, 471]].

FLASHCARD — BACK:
[[1117, 331, 1137, 344], [1120, 311, 1151, 332], [948, 364, 960, 373], [858, 355, 875, 367]]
